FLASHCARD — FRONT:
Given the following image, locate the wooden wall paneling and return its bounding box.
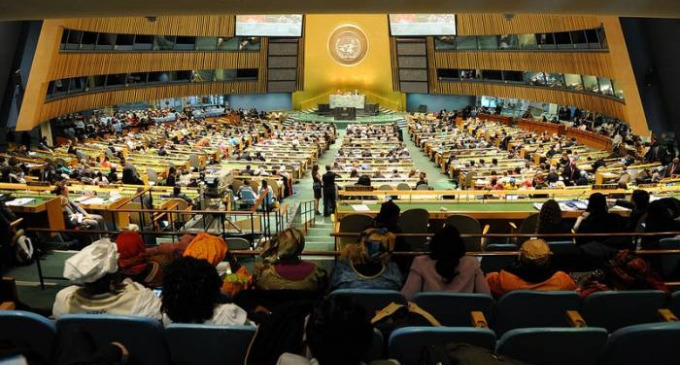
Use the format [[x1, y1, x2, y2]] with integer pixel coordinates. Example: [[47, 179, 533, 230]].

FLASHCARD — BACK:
[[296, 29, 305, 91], [426, 37, 436, 94], [389, 36, 400, 91], [38, 81, 259, 122], [601, 17, 649, 136], [50, 52, 262, 80], [62, 16, 237, 36], [432, 51, 614, 79], [257, 37, 269, 93], [432, 81, 626, 120], [456, 14, 602, 36]]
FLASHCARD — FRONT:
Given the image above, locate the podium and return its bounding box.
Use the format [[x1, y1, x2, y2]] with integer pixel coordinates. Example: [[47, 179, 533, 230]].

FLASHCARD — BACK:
[[334, 107, 356, 120]]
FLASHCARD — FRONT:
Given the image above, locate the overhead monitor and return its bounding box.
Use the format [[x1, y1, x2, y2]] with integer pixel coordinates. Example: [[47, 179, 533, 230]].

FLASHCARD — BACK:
[[235, 15, 303, 37], [389, 14, 457, 36]]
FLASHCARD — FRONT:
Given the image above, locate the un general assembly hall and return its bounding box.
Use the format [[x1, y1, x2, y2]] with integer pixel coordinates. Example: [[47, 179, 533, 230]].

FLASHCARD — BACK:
[[1, 1, 680, 364]]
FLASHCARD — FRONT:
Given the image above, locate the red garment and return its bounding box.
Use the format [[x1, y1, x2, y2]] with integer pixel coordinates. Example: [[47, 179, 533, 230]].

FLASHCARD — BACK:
[[116, 231, 147, 275], [274, 261, 316, 281]]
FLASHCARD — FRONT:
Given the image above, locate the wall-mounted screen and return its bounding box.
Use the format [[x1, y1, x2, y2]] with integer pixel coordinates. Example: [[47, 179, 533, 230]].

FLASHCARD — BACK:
[[235, 15, 303, 37], [389, 14, 457, 36]]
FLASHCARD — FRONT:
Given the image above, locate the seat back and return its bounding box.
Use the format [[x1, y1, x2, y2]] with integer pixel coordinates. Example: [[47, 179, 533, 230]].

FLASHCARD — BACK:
[[601, 322, 680, 365], [364, 328, 385, 363], [671, 291, 680, 317], [396, 183, 410, 191], [517, 213, 539, 245], [378, 184, 393, 191], [416, 184, 430, 190], [232, 179, 244, 192], [329, 289, 407, 318], [189, 154, 200, 169], [147, 168, 158, 185], [165, 324, 255, 365], [658, 238, 680, 279], [412, 293, 494, 326], [398, 208, 430, 251], [338, 214, 374, 247], [546, 240, 579, 255], [496, 327, 608, 365], [493, 291, 580, 335], [0, 310, 56, 361], [389, 327, 496, 365], [444, 215, 482, 252], [56, 314, 170, 365], [481, 244, 517, 273], [581, 290, 667, 332]]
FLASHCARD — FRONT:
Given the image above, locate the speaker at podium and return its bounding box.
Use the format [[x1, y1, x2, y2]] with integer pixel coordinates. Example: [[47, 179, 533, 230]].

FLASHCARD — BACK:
[[334, 107, 356, 120]]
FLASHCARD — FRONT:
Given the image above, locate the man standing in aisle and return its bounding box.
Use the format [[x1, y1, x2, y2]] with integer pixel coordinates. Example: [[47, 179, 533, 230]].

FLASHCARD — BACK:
[[322, 165, 339, 217]]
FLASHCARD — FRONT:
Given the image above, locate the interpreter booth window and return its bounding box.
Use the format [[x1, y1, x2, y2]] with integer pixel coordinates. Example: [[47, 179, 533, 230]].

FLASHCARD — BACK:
[[172, 71, 193, 83], [133, 35, 154, 51], [612, 80, 625, 100], [154, 36, 176, 51], [196, 37, 218, 51], [192, 70, 215, 82], [215, 69, 237, 82], [582, 75, 599, 93], [502, 71, 524, 84], [518, 34, 538, 50], [148, 72, 171, 84], [95, 33, 116, 51], [594, 28, 607, 48], [536, 33, 556, 49], [570, 30, 589, 49], [478, 36, 499, 50], [80, 32, 97, 51], [174, 36, 196, 51], [564, 74, 584, 91], [480, 96, 498, 108], [126, 73, 148, 86], [115, 34, 134, 51], [436, 69, 460, 81], [105, 74, 126, 89], [525, 72, 547, 86], [460, 69, 478, 80], [481, 70, 503, 82], [554, 32, 573, 49], [498, 35, 518, 49], [598, 77, 614, 96], [434, 37, 456, 50], [455, 36, 478, 50], [69, 77, 86, 94], [217, 37, 239, 51], [545, 73, 565, 88]]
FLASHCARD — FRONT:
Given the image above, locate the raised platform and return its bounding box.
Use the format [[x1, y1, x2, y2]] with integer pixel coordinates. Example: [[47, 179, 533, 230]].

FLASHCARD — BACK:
[[288, 109, 405, 126]]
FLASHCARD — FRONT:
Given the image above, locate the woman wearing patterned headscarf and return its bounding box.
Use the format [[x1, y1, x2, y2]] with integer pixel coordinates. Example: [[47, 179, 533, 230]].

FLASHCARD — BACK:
[[255, 228, 327, 292]]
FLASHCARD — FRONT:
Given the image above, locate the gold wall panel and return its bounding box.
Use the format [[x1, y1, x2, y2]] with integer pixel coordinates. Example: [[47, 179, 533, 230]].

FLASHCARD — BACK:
[[62, 16, 236, 36], [38, 81, 260, 122], [50, 52, 262, 80], [456, 15, 602, 35], [293, 14, 405, 110], [432, 81, 626, 120], [432, 50, 614, 79]]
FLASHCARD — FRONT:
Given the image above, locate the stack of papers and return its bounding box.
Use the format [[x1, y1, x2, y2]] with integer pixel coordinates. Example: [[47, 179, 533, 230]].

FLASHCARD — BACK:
[[5, 198, 35, 206], [352, 204, 371, 212]]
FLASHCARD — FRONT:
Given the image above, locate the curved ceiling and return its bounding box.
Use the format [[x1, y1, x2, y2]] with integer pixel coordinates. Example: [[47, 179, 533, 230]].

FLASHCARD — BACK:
[[1, 0, 679, 21]]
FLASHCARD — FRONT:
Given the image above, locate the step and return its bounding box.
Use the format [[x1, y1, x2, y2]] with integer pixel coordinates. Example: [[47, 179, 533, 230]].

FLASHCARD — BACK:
[[305, 242, 335, 251]]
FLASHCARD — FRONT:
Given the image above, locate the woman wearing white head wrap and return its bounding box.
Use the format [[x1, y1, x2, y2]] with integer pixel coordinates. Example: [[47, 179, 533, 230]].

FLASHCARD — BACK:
[[52, 238, 162, 320]]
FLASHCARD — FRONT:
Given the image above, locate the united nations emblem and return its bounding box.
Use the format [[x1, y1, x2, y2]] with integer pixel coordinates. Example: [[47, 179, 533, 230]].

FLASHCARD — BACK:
[[328, 25, 368, 66]]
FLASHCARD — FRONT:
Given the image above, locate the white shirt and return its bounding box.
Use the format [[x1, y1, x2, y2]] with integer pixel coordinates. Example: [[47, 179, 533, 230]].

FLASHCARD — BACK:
[[162, 303, 252, 326]]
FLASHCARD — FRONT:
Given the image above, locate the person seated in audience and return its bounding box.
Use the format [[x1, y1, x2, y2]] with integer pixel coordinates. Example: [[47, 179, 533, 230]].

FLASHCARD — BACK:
[[415, 172, 428, 188], [536, 200, 571, 241], [390, 169, 401, 179], [52, 238, 162, 319], [238, 179, 256, 199], [54, 182, 106, 232], [182, 232, 227, 268], [161, 256, 252, 326], [401, 226, 490, 300], [259, 179, 276, 209], [277, 295, 398, 365], [486, 239, 577, 297], [642, 200, 680, 249], [107, 165, 119, 183], [122, 162, 144, 185], [615, 189, 650, 231], [165, 166, 177, 186], [255, 228, 327, 292], [373, 170, 385, 179], [255, 166, 270, 176], [329, 228, 402, 291], [171, 185, 194, 207], [349, 169, 359, 178], [93, 171, 109, 186], [116, 230, 167, 288], [574, 193, 625, 247], [99, 156, 111, 169], [242, 164, 255, 176]]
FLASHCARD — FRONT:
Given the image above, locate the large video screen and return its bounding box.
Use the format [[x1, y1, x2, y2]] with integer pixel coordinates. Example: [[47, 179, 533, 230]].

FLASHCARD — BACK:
[[389, 14, 457, 36], [235, 15, 303, 37]]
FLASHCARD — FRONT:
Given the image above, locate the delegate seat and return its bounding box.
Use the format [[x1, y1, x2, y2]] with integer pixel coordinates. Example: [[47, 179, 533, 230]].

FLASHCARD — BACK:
[[56, 314, 170, 365], [396, 183, 410, 191], [412, 293, 494, 327], [397, 208, 430, 251], [600, 322, 680, 365], [0, 310, 56, 362], [671, 291, 680, 317], [658, 237, 680, 279], [493, 291, 580, 336], [514, 213, 538, 246], [444, 215, 486, 252], [338, 214, 374, 247], [329, 289, 407, 318], [364, 329, 385, 363], [388, 327, 496, 365], [581, 290, 667, 332], [496, 327, 608, 365], [480, 243, 517, 274], [165, 324, 256, 365]]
